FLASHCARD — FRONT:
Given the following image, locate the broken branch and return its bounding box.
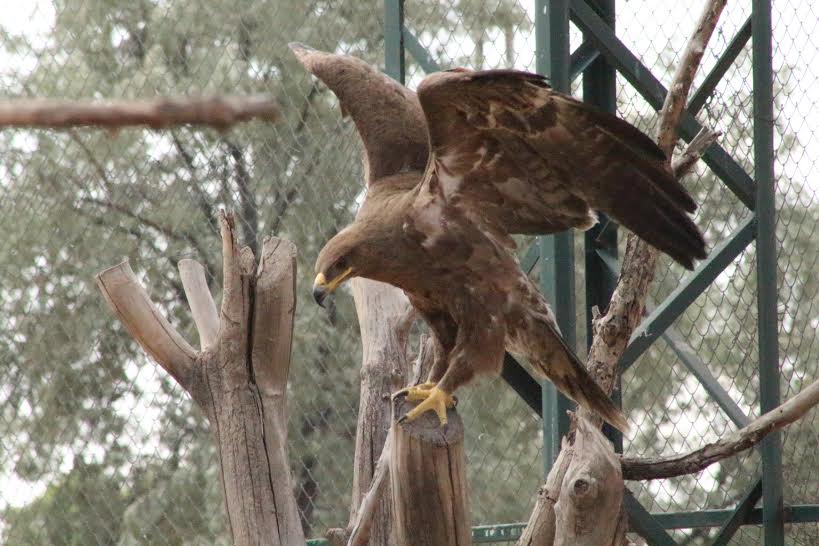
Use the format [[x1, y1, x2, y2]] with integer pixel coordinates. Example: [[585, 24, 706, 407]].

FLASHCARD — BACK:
[[95, 260, 197, 390], [178, 259, 220, 350], [0, 95, 279, 130], [623, 374, 819, 480]]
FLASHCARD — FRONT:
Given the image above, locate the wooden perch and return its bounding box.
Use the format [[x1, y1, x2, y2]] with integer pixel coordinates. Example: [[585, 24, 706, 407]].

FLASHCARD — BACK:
[[96, 211, 304, 546], [520, 1, 728, 544], [623, 374, 819, 480], [390, 394, 471, 546], [325, 279, 414, 546], [0, 95, 279, 130]]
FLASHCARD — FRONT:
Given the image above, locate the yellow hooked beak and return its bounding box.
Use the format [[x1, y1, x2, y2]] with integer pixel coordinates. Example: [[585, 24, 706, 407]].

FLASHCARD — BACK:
[[312, 267, 354, 307]]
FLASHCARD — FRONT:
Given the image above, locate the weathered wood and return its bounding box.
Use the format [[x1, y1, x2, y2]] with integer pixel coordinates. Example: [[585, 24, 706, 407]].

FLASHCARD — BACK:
[[96, 261, 197, 390], [553, 418, 624, 546], [517, 439, 574, 546], [0, 95, 279, 129], [326, 278, 415, 546], [178, 259, 220, 350], [96, 211, 305, 546], [390, 394, 471, 546]]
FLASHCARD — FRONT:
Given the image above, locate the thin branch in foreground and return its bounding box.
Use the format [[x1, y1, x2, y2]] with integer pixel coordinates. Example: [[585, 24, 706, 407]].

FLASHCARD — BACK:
[[622, 374, 819, 481], [672, 127, 721, 178], [0, 95, 279, 130], [346, 428, 394, 546], [657, 0, 728, 156]]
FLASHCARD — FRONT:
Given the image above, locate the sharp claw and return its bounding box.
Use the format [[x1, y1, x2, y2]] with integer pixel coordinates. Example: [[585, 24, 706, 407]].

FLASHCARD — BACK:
[[397, 386, 454, 427]]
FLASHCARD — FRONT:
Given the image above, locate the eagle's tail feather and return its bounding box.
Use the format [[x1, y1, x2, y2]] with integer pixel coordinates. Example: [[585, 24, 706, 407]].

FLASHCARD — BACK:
[[541, 352, 630, 433], [527, 314, 629, 433]]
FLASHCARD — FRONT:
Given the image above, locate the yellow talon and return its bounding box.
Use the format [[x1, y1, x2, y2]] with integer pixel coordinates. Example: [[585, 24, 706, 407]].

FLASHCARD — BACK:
[[403, 381, 437, 402], [400, 386, 456, 426]]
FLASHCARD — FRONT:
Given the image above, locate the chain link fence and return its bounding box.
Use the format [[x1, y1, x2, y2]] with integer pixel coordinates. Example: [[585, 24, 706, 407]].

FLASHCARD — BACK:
[[0, 1, 816, 544]]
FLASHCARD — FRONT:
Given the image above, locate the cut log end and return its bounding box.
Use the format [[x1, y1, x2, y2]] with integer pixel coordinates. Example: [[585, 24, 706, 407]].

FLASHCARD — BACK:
[[392, 393, 464, 446]]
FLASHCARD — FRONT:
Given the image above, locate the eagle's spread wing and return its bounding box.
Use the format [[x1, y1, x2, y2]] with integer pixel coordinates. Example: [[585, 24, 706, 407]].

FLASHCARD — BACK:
[[415, 69, 706, 268], [289, 43, 428, 185]]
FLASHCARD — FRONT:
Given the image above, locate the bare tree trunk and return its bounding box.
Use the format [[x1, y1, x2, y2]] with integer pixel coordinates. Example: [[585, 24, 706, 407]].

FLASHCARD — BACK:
[[96, 212, 305, 546], [325, 278, 414, 546], [390, 395, 471, 546]]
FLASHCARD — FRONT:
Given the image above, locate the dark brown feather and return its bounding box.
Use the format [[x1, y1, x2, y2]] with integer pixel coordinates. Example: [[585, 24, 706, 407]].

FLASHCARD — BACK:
[[415, 68, 707, 269]]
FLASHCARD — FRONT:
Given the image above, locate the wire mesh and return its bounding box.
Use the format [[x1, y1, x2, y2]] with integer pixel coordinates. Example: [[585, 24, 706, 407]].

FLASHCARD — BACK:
[[0, 1, 817, 545]]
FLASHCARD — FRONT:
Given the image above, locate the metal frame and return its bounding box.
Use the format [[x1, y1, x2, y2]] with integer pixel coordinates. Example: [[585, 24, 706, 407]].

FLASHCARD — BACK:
[[366, 0, 819, 544]]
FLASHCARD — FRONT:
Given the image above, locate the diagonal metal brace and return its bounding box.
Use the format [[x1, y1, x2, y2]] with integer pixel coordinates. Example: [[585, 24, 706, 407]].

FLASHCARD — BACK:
[[569, 0, 756, 210]]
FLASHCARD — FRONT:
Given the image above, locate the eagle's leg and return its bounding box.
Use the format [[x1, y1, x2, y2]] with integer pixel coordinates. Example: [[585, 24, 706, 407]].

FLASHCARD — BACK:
[[398, 386, 457, 425]]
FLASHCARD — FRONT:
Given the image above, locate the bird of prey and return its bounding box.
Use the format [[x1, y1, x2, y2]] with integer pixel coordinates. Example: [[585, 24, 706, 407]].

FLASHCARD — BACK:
[[292, 44, 706, 431]]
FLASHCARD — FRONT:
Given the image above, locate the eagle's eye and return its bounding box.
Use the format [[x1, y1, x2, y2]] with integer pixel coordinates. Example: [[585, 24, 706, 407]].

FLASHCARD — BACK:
[[333, 256, 349, 273]]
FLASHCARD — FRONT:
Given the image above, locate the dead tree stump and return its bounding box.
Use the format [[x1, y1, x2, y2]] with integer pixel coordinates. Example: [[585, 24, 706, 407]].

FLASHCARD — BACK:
[[390, 394, 471, 546], [96, 212, 305, 546]]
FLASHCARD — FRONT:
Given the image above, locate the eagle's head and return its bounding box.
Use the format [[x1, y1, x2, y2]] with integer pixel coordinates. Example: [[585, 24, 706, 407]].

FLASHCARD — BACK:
[[312, 222, 371, 307]]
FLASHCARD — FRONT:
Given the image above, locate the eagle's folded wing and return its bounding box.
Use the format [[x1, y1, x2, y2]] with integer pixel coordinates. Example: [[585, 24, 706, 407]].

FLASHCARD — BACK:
[[289, 43, 429, 184], [416, 69, 707, 269]]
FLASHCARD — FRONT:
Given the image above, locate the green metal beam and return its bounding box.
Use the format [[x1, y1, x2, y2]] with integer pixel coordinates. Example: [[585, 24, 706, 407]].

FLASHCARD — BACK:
[[688, 16, 752, 115], [661, 327, 751, 428], [752, 0, 784, 543], [619, 215, 756, 372], [711, 480, 763, 545], [595, 253, 752, 429], [624, 491, 678, 545], [569, 0, 756, 210], [402, 26, 441, 73], [384, 0, 405, 83], [569, 41, 600, 82], [472, 523, 526, 543], [651, 505, 819, 529], [537, 0, 575, 473], [501, 354, 542, 416], [521, 242, 540, 275]]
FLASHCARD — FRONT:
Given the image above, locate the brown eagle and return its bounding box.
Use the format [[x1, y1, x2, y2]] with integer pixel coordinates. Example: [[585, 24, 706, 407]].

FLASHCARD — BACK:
[[292, 44, 706, 431]]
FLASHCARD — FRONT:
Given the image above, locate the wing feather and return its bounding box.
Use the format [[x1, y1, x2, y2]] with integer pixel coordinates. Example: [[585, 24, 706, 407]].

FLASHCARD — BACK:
[[416, 68, 707, 268], [289, 43, 428, 184]]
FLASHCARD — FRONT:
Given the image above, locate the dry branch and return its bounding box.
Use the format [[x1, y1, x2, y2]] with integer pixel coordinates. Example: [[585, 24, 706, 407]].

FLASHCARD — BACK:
[[0, 95, 279, 130], [346, 428, 394, 546], [657, 0, 727, 156], [178, 259, 220, 350], [96, 261, 197, 389], [96, 212, 304, 546], [326, 278, 415, 546], [623, 374, 819, 480]]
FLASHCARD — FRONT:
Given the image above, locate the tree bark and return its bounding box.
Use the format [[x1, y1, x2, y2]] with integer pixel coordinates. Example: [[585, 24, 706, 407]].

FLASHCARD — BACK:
[[96, 211, 305, 546], [0, 95, 279, 129], [390, 394, 471, 546]]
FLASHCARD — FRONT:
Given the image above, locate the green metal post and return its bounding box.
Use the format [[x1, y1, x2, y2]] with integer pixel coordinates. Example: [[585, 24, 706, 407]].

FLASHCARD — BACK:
[[384, 0, 405, 83], [752, 0, 784, 543], [580, 0, 621, 452], [536, 0, 574, 472]]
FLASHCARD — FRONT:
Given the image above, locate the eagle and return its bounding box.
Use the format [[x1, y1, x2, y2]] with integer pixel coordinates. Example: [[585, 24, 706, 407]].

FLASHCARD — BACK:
[[291, 44, 706, 432]]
